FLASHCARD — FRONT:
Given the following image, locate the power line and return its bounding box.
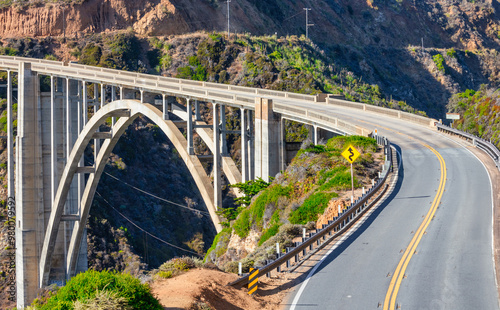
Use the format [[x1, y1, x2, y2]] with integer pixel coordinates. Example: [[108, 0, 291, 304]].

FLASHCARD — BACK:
[[283, 10, 305, 22], [95, 191, 203, 257], [103, 171, 210, 216]]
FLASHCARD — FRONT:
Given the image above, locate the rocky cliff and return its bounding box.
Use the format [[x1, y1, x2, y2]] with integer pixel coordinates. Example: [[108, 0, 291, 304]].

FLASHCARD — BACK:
[[1, 0, 498, 50], [1, 0, 499, 117]]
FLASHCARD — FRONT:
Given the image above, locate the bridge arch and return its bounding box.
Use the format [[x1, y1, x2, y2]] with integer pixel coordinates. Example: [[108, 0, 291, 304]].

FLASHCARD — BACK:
[[39, 99, 222, 287]]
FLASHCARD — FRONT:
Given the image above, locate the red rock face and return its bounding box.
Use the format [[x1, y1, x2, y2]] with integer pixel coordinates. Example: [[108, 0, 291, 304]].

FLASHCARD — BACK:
[[0, 0, 498, 50]]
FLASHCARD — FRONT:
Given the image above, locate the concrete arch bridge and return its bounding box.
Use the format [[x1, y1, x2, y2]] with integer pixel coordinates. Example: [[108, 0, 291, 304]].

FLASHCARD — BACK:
[[0, 56, 386, 307]]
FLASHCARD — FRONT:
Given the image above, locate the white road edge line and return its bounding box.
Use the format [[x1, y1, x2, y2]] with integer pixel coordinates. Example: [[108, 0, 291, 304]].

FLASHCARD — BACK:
[[431, 129, 499, 307]]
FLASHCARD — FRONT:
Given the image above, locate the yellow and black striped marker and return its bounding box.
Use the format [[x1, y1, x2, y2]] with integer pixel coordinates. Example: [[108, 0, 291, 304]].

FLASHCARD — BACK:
[[248, 268, 259, 295]]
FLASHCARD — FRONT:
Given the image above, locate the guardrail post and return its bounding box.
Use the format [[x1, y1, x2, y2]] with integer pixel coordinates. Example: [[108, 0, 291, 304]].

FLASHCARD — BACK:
[[309, 232, 314, 251], [286, 248, 290, 268]]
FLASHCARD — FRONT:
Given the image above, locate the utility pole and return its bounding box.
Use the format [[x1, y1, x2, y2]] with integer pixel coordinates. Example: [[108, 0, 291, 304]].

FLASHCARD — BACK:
[[304, 8, 314, 39], [227, 0, 231, 40], [63, 6, 65, 39]]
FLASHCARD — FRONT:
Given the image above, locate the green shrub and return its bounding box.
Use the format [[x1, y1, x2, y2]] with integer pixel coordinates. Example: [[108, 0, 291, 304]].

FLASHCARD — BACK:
[[233, 184, 291, 238], [318, 170, 356, 191], [446, 48, 457, 58], [326, 135, 377, 153], [73, 289, 131, 310], [177, 66, 194, 79], [289, 192, 338, 224], [205, 227, 231, 261], [156, 270, 173, 279], [36, 269, 162, 310], [433, 54, 446, 73], [258, 210, 281, 245], [230, 177, 270, 207]]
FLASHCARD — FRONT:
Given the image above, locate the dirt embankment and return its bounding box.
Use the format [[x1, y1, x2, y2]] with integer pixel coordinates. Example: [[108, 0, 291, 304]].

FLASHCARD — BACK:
[[150, 268, 289, 310]]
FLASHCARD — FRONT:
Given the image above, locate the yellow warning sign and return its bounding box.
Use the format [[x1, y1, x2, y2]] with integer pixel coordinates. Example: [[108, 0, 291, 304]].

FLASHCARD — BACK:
[[341, 145, 360, 164]]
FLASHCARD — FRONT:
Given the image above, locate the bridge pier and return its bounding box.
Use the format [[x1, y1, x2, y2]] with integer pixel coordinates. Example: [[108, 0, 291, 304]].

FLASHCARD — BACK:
[[7, 70, 14, 199], [254, 98, 280, 181], [187, 98, 194, 155], [16, 62, 43, 308], [213, 103, 223, 210]]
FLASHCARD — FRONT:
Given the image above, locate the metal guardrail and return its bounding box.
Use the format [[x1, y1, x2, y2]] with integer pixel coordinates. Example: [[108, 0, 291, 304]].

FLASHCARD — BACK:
[[437, 123, 500, 171], [229, 136, 394, 288]]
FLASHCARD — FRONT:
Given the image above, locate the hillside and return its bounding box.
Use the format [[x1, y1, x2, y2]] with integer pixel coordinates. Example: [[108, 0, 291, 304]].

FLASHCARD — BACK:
[[206, 136, 383, 273], [0, 0, 499, 116], [447, 87, 500, 148]]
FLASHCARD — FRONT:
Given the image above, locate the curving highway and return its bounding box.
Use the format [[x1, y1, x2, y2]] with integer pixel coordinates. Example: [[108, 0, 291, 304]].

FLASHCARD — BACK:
[[284, 102, 499, 309]]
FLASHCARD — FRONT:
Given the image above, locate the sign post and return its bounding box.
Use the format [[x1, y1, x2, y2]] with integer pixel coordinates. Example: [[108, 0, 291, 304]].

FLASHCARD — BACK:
[[341, 145, 361, 200]]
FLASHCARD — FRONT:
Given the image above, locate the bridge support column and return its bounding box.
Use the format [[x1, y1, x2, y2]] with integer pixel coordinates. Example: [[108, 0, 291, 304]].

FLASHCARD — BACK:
[[280, 117, 286, 172], [162, 94, 167, 120], [213, 103, 222, 210], [42, 77, 69, 288], [240, 108, 255, 182], [7, 70, 14, 198], [248, 110, 254, 180], [16, 62, 43, 308], [313, 125, 318, 145], [254, 98, 280, 181], [187, 99, 194, 155], [220, 105, 228, 156], [67, 79, 87, 279], [240, 108, 248, 182], [112, 86, 117, 125]]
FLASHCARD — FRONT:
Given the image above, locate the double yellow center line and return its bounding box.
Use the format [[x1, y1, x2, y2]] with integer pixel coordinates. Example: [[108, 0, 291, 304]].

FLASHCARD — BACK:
[[383, 143, 447, 310]]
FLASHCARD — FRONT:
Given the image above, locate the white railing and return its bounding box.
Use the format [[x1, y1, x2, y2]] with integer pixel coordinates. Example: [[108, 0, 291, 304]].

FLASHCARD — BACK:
[[437, 123, 500, 171]]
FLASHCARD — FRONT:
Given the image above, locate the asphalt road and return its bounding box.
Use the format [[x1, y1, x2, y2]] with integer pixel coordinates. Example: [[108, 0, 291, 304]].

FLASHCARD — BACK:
[[284, 103, 499, 310]]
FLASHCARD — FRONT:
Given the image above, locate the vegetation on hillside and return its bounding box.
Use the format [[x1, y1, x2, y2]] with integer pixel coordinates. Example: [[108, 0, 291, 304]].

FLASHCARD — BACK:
[[206, 135, 381, 272], [447, 86, 500, 149], [148, 32, 424, 114]]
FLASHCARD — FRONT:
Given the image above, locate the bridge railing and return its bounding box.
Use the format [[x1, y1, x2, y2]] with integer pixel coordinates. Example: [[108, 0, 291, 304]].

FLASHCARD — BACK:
[[0, 56, 327, 103], [437, 123, 500, 171], [273, 103, 371, 137], [229, 136, 394, 288], [326, 96, 438, 127]]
